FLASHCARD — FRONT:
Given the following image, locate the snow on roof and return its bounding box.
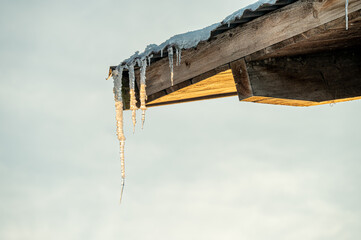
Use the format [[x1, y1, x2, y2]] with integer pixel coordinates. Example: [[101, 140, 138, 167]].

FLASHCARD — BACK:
[[120, 0, 293, 66]]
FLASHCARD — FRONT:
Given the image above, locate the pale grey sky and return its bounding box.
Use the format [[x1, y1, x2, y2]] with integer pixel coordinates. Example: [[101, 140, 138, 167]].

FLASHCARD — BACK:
[[0, 0, 361, 239]]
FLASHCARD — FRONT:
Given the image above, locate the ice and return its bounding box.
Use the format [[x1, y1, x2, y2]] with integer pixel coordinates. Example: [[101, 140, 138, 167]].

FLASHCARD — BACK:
[[345, 0, 349, 30], [128, 63, 137, 133], [113, 66, 123, 102], [175, 47, 182, 66], [140, 58, 148, 128], [112, 68, 126, 203], [175, 48, 179, 66], [168, 46, 174, 86], [177, 47, 182, 66], [147, 54, 153, 66], [128, 63, 135, 89]]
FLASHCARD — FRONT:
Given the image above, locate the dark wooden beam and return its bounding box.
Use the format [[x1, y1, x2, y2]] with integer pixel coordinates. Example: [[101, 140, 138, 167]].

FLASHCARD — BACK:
[[230, 58, 252, 100], [232, 47, 361, 106]]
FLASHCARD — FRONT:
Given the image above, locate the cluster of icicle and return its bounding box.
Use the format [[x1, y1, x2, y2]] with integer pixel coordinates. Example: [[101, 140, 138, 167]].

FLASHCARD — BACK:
[[111, 46, 182, 203]]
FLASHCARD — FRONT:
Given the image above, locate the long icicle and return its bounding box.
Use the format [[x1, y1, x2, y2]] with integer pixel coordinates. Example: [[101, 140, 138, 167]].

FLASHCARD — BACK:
[[148, 54, 153, 67], [168, 46, 174, 86], [178, 47, 182, 66], [128, 63, 137, 133], [140, 58, 147, 128], [346, 0, 349, 30], [113, 66, 126, 203]]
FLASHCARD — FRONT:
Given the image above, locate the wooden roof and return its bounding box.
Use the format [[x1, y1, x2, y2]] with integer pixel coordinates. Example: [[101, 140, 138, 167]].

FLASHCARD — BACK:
[[110, 0, 361, 109]]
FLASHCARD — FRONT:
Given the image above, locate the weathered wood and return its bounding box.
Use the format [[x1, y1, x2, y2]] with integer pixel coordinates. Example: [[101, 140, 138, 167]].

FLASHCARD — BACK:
[[230, 58, 253, 100], [246, 9, 361, 61], [242, 47, 361, 105], [144, 0, 361, 96]]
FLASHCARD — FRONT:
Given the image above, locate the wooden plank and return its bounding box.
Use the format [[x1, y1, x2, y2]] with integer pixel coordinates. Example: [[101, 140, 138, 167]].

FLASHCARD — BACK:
[[244, 47, 361, 103], [147, 92, 238, 108], [144, 0, 361, 96], [243, 96, 320, 106], [243, 96, 361, 107], [246, 9, 361, 61], [148, 69, 236, 105]]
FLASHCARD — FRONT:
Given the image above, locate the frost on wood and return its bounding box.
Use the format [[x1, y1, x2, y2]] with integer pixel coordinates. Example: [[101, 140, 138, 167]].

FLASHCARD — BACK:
[[112, 67, 126, 203], [128, 63, 137, 133], [168, 46, 174, 86]]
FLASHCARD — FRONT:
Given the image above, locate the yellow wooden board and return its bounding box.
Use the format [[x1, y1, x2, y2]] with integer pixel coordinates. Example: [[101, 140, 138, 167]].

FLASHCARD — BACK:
[[148, 69, 237, 105], [243, 96, 361, 107]]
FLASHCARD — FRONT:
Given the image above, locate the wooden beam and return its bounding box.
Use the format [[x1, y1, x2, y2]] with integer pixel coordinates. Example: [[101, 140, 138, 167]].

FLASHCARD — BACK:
[[230, 58, 253, 100], [144, 0, 361, 96], [233, 47, 361, 106], [246, 9, 361, 61]]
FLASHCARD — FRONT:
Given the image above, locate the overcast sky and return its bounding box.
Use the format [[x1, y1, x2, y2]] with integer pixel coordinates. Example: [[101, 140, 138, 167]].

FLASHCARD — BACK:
[[1, 0, 361, 239]]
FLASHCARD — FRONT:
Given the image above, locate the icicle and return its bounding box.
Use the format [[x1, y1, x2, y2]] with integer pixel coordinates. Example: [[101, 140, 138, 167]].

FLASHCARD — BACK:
[[113, 66, 126, 203], [176, 47, 179, 66], [174, 46, 182, 66], [139, 58, 148, 129], [148, 54, 153, 67], [135, 59, 141, 68], [128, 63, 137, 133], [168, 46, 174, 86], [345, 0, 349, 30], [178, 48, 182, 66]]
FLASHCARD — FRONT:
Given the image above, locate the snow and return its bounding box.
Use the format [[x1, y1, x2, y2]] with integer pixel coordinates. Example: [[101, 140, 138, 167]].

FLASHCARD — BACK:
[[221, 0, 277, 25], [119, 0, 279, 67]]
